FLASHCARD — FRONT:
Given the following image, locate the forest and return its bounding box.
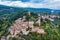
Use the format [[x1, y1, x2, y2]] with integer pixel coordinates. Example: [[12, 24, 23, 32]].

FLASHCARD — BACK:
[[0, 10, 60, 40]]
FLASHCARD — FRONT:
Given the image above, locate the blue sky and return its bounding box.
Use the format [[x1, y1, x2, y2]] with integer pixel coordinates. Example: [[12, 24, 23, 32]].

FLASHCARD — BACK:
[[0, 0, 60, 9]]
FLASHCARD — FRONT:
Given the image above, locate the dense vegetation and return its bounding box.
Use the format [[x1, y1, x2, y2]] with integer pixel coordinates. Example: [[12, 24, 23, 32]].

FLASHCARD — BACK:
[[0, 10, 38, 37], [0, 10, 25, 38], [0, 10, 60, 40]]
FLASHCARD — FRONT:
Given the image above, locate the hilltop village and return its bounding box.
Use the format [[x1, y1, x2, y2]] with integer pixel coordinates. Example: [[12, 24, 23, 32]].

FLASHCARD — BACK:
[[1, 11, 60, 40], [8, 12, 60, 37]]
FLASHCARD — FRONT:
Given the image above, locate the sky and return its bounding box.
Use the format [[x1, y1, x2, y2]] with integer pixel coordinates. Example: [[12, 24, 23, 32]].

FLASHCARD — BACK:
[[0, 0, 60, 9]]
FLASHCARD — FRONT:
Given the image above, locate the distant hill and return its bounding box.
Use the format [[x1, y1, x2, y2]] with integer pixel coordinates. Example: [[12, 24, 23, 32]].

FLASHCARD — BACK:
[[0, 5, 52, 12], [0, 5, 23, 15], [0, 5, 60, 15]]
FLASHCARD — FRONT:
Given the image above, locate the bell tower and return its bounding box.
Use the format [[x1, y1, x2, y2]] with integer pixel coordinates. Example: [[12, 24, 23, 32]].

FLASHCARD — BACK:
[[36, 13, 41, 26]]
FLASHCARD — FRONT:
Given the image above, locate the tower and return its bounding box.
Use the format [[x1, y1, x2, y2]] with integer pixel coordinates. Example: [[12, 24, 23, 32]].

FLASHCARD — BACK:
[[36, 13, 41, 26], [28, 11, 30, 16], [27, 11, 31, 21]]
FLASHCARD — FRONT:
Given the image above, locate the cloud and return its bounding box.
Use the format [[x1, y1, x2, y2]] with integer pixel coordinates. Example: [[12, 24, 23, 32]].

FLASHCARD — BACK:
[[30, 0, 43, 3], [0, 0, 60, 9], [0, 1, 44, 8]]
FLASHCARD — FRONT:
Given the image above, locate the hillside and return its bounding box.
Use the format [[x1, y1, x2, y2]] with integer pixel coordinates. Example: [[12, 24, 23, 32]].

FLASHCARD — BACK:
[[0, 5, 60, 40]]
